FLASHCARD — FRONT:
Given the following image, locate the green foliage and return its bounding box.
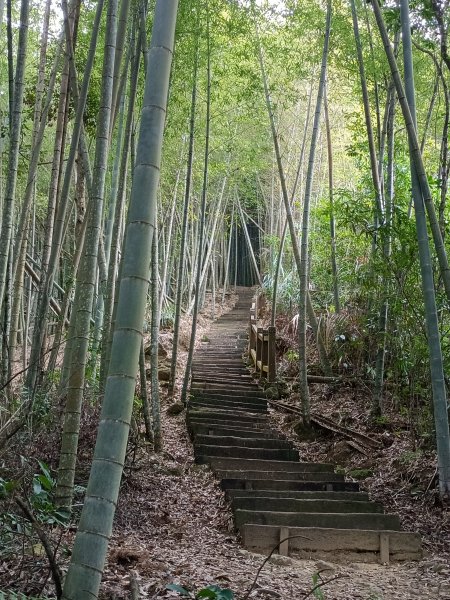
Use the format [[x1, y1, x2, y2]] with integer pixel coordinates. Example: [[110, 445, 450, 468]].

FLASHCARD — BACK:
[[166, 584, 234, 600], [0, 461, 69, 556], [311, 572, 325, 599], [29, 461, 70, 525], [285, 349, 299, 362], [348, 468, 373, 480]]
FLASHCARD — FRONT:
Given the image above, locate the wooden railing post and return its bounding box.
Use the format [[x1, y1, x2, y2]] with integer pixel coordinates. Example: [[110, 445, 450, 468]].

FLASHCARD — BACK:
[[249, 297, 277, 381], [249, 303, 256, 355], [256, 326, 263, 378], [268, 326, 276, 382], [261, 328, 269, 380]]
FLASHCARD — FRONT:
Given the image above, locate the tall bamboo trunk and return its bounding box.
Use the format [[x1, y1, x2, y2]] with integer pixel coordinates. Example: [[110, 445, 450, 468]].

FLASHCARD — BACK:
[[150, 230, 161, 451], [323, 86, 340, 314], [99, 24, 140, 391], [26, 0, 105, 395], [169, 37, 199, 396], [181, 9, 211, 406], [298, 0, 332, 423], [61, 3, 178, 595], [55, 0, 118, 510], [0, 0, 30, 326]]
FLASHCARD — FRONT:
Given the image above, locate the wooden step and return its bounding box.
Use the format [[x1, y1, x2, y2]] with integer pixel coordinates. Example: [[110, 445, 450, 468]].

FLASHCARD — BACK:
[[187, 410, 267, 424], [215, 470, 344, 482], [188, 423, 279, 439], [220, 478, 360, 492], [225, 489, 370, 501], [189, 399, 267, 412], [191, 384, 262, 397], [195, 445, 299, 462], [191, 392, 267, 405], [202, 457, 331, 473], [234, 510, 401, 531], [231, 496, 383, 514], [193, 435, 293, 449], [241, 525, 422, 563]]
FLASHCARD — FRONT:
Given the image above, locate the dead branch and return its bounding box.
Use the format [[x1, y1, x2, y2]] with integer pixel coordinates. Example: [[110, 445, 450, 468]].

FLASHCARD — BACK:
[[243, 534, 311, 600], [15, 497, 63, 599], [303, 573, 349, 598]]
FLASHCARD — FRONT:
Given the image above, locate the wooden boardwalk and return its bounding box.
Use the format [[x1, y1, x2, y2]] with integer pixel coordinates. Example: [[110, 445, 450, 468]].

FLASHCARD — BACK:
[[187, 288, 422, 564]]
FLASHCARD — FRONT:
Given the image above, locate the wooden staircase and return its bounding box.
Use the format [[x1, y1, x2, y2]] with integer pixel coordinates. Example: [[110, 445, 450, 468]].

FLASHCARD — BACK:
[[186, 288, 422, 564]]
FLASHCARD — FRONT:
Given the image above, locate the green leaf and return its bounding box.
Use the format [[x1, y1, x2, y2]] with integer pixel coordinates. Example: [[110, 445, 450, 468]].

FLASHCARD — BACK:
[[196, 590, 217, 599], [166, 584, 192, 597], [217, 590, 234, 600], [37, 460, 52, 481]]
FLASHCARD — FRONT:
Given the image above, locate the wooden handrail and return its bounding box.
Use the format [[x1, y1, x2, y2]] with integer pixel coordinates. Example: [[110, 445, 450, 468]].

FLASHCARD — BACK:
[[248, 295, 276, 382]]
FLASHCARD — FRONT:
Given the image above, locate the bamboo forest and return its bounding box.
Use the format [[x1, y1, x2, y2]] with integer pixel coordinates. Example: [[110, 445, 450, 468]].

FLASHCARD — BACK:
[[1, 0, 450, 597]]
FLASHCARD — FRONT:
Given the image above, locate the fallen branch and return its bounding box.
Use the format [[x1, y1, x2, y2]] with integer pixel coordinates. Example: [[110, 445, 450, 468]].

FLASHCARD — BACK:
[[243, 534, 310, 600], [303, 573, 349, 598], [264, 397, 381, 451], [15, 497, 63, 599]]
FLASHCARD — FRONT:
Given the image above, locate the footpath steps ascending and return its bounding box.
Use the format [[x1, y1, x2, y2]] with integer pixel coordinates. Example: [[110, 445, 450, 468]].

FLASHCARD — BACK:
[[186, 288, 422, 564]]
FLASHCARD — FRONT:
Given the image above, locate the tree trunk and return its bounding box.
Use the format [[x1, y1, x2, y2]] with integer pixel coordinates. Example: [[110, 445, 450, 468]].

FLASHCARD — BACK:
[[298, 0, 332, 423], [61, 3, 178, 595], [150, 231, 161, 451], [181, 8, 211, 406], [323, 85, 340, 314], [0, 0, 30, 320], [99, 25, 140, 391], [56, 0, 118, 510], [26, 0, 105, 395], [169, 36, 199, 396]]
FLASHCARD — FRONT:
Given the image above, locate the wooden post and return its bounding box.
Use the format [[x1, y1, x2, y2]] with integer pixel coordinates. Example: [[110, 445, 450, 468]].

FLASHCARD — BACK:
[[256, 327, 263, 378], [279, 527, 290, 556], [249, 305, 256, 357], [268, 325, 276, 382], [380, 533, 390, 565], [261, 328, 268, 379]]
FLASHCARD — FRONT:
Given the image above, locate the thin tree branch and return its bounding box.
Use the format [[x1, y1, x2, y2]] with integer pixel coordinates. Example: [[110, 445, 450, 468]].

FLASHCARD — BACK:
[[243, 534, 311, 600]]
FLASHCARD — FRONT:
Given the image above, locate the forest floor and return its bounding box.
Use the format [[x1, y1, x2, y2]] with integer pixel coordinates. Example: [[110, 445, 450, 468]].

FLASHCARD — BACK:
[[1, 291, 450, 599]]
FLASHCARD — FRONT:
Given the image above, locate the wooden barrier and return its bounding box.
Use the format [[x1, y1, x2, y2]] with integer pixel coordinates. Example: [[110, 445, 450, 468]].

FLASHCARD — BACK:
[[248, 296, 276, 382]]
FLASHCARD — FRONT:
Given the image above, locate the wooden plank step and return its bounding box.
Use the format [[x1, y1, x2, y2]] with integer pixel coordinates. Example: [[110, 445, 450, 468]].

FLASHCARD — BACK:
[[195, 445, 299, 462], [234, 510, 401, 531], [204, 457, 331, 473], [188, 423, 279, 439], [189, 400, 267, 414], [186, 410, 268, 423], [231, 496, 383, 514], [187, 419, 272, 433], [215, 470, 344, 482], [220, 478, 360, 492], [241, 525, 422, 563], [191, 385, 263, 397], [193, 435, 293, 449], [192, 367, 250, 375], [225, 489, 370, 501], [191, 392, 267, 404], [192, 375, 254, 384], [190, 394, 267, 407]]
